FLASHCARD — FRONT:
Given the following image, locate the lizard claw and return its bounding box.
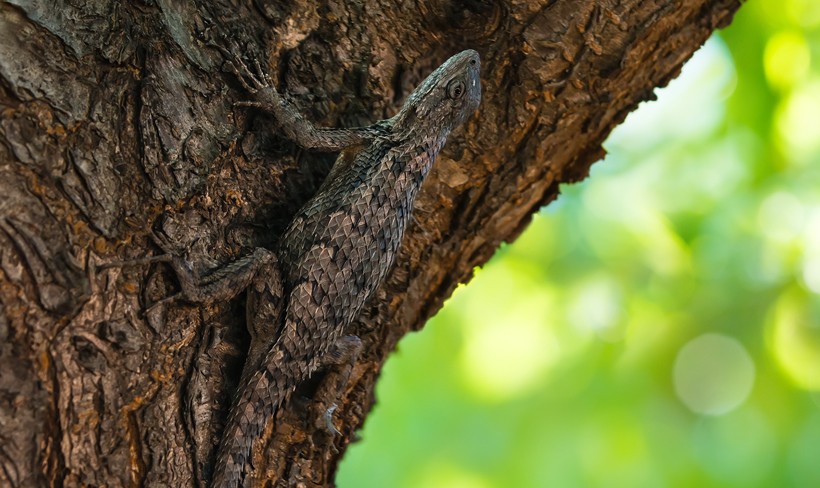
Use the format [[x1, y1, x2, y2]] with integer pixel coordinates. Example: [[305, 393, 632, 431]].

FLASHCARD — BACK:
[[95, 253, 174, 271], [208, 36, 271, 93], [233, 101, 266, 109]]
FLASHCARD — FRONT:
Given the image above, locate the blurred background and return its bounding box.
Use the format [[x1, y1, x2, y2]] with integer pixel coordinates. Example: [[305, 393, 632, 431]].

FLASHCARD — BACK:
[[338, 1, 820, 486]]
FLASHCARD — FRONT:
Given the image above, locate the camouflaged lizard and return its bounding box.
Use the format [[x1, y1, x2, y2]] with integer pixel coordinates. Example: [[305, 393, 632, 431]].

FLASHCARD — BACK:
[[107, 47, 481, 487]]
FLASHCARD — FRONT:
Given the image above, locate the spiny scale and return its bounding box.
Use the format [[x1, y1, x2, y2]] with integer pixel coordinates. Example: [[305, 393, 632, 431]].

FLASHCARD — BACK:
[[207, 48, 482, 487]]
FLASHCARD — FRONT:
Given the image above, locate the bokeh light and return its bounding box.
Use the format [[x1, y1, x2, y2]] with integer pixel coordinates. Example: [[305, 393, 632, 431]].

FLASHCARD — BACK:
[[767, 288, 820, 390], [338, 1, 820, 486], [763, 31, 810, 90], [673, 334, 755, 415]]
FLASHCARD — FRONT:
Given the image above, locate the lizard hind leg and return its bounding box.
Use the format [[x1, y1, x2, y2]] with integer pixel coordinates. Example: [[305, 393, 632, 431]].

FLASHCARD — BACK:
[[97, 247, 278, 309], [240, 254, 286, 385]]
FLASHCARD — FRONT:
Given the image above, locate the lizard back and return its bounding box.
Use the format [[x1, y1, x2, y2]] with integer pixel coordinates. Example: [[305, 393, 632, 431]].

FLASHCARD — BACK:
[[212, 49, 481, 487]]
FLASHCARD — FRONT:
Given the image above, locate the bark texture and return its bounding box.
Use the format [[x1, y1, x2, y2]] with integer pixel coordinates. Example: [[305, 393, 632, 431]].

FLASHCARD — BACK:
[[0, 0, 741, 486]]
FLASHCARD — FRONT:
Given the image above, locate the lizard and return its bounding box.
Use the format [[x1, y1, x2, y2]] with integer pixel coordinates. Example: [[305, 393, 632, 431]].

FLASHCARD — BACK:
[[104, 45, 481, 487]]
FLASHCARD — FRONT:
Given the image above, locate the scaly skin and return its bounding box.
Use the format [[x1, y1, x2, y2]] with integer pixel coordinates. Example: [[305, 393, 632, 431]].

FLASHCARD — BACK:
[[107, 47, 481, 487], [211, 48, 481, 487]]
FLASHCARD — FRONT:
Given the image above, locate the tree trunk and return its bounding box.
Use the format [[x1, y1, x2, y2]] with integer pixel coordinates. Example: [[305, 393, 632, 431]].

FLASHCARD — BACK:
[[0, 0, 740, 486]]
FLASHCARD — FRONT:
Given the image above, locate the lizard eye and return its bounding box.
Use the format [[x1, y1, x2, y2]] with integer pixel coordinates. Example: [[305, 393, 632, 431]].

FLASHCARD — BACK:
[[447, 79, 465, 99]]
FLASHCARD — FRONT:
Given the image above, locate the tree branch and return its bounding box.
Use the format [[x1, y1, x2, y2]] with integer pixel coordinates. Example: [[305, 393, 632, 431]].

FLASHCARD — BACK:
[[0, 0, 741, 486]]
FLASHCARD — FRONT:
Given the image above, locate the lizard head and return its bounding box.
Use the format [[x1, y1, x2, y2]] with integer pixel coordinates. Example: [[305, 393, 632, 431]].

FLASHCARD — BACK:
[[394, 49, 481, 137]]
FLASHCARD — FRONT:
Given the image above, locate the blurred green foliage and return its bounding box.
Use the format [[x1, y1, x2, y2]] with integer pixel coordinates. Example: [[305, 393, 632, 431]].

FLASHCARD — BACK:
[[338, 1, 820, 486]]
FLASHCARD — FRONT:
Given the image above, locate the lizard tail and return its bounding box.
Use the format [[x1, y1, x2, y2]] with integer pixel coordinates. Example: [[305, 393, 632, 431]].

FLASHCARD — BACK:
[[211, 346, 306, 488], [210, 371, 281, 487]]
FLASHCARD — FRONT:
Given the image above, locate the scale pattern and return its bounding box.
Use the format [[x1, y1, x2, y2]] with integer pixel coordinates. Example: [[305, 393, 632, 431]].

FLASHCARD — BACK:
[[212, 48, 481, 487]]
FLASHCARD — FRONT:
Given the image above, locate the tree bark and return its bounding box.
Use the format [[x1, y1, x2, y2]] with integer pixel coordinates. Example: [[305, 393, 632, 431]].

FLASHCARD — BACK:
[[0, 0, 740, 486]]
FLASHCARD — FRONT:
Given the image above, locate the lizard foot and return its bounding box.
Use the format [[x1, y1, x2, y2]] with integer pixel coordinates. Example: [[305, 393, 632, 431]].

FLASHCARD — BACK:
[[323, 403, 341, 436], [95, 253, 184, 315], [209, 38, 283, 112], [207, 39, 269, 91], [310, 335, 363, 436]]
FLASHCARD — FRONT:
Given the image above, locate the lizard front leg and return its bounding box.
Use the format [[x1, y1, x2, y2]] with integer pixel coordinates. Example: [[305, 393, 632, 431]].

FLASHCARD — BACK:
[[220, 45, 389, 151]]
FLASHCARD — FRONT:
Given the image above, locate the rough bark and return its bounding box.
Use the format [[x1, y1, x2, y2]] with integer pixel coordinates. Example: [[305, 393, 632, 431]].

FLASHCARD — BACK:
[[0, 0, 740, 486]]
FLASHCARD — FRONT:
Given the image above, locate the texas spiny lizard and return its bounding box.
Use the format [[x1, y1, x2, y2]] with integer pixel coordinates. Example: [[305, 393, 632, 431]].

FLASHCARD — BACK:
[[108, 47, 480, 486]]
